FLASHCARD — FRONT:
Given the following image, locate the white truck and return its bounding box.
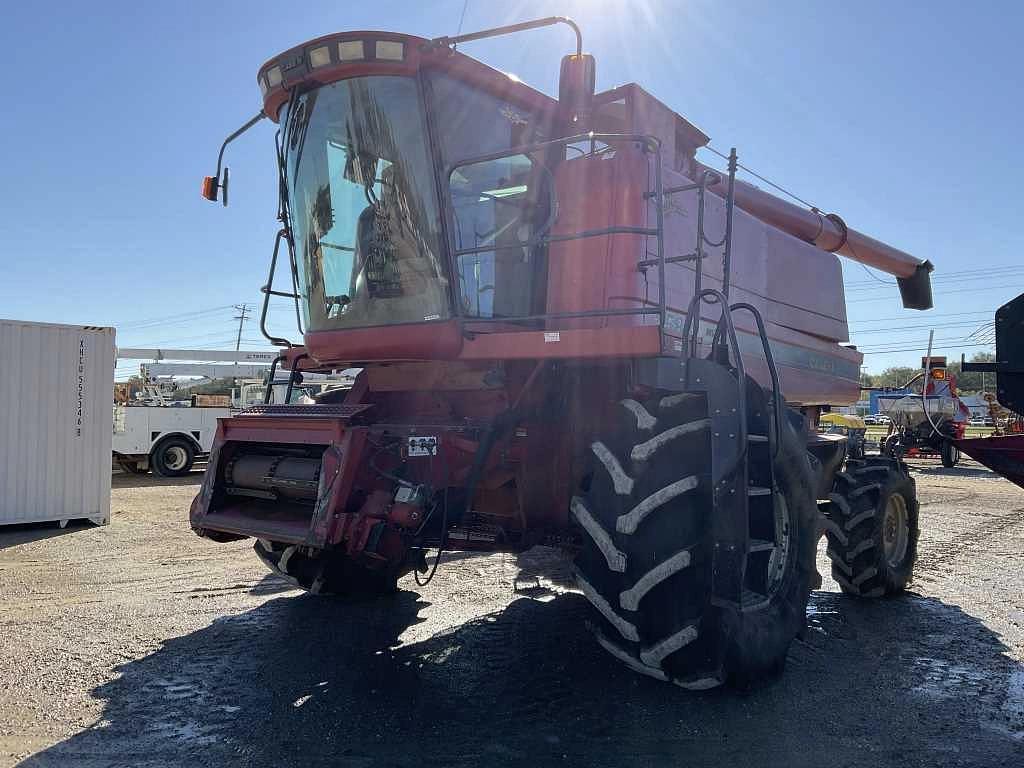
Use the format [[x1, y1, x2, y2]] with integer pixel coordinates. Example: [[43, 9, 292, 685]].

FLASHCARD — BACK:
[[112, 350, 354, 475], [113, 348, 277, 476], [112, 403, 228, 476]]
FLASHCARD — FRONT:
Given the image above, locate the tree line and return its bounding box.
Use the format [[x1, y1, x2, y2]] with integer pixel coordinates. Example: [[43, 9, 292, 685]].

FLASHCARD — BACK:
[[861, 351, 996, 393]]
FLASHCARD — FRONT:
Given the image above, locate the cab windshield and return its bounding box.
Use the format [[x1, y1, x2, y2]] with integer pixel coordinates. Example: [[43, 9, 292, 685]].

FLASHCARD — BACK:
[[285, 76, 449, 331]]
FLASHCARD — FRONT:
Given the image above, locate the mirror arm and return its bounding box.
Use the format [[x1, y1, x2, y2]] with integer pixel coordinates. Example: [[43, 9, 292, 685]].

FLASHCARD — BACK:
[[425, 16, 581, 57], [215, 111, 267, 181]]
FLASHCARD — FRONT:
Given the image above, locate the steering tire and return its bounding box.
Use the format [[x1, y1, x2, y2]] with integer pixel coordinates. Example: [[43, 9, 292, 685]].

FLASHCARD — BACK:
[[151, 437, 196, 477], [824, 457, 919, 597]]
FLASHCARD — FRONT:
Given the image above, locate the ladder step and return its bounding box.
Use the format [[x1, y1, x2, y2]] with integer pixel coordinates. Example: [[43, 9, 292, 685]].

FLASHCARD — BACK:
[[747, 434, 768, 443], [749, 539, 775, 553], [748, 486, 771, 496]]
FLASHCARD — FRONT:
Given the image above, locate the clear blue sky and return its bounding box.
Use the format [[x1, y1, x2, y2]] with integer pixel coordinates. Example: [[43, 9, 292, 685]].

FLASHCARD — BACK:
[[1, 0, 1021, 378]]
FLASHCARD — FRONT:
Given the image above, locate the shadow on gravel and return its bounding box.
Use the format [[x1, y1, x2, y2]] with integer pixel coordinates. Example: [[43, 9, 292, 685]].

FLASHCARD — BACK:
[[247, 571, 303, 596], [19, 590, 1024, 767], [111, 471, 204, 490], [0, 519, 92, 551], [912, 464, 999, 480]]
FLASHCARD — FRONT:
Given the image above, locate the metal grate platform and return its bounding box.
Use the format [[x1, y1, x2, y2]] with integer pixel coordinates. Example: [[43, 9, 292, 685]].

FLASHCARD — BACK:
[[235, 403, 373, 419]]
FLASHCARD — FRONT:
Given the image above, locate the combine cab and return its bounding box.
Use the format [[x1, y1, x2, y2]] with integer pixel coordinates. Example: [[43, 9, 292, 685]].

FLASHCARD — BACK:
[[193, 17, 935, 687]]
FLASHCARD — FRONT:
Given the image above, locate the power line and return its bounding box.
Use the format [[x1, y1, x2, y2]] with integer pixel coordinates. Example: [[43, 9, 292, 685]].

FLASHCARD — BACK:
[[844, 265, 1024, 288], [114, 305, 236, 330], [849, 309, 992, 325], [849, 319, 1000, 336], [845, 270, 1024, 293], [120, 330, 242, 347], [856, 331, 995, 349], [456, 0, 470, 35], [861, 342, 993, 355], [855, 332, 995, 349], [849, 283, 1024, 302]]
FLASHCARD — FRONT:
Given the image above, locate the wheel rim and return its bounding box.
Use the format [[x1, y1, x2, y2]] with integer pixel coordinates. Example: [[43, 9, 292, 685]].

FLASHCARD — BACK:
[[164, 446, 188, 471], [765, 495, 793, 597], [882, 493, 909, 567]]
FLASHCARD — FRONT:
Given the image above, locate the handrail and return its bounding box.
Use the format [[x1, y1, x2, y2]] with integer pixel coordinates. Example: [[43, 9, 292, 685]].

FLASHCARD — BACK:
[[285, 354, 310, 403], [263, 355, 286, 404], [681, 288, 749, 477], [259, 228, 297, 348], [729, 302, 782, 461]]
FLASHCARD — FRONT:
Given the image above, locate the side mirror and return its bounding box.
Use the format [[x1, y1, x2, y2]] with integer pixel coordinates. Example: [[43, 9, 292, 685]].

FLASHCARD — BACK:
[[558, 53, 596, 125], [201, 167, 230, 206]]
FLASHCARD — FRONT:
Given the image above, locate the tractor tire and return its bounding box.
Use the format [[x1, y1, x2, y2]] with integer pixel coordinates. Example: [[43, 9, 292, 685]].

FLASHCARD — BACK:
[[940, 439, 960, 468], [823, 457, 919, 597], [151, 437, 195, 477], [254, 539, 398, 598], [572, 384, 818, 688]]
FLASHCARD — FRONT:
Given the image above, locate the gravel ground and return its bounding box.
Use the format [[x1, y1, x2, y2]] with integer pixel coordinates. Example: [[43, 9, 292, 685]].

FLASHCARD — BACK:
[[1, 459, 1022, 767]]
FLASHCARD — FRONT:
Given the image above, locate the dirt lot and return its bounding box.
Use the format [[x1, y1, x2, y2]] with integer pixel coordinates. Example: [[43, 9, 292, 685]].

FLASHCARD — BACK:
[[1, 460, 1023, 767]]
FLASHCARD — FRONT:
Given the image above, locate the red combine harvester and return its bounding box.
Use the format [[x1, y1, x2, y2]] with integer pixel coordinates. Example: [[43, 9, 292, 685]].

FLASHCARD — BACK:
[[195, 17, 936, 687]]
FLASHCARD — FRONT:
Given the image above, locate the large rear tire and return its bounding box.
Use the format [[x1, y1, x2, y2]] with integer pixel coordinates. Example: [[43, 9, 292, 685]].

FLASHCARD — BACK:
[[254, 540, 398, 598], [824, 457, 919, 597], [572, 383, 818, 688]]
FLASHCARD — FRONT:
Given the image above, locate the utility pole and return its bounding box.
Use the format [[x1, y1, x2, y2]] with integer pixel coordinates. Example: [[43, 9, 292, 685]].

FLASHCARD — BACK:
[[232, 304, 251, 352]]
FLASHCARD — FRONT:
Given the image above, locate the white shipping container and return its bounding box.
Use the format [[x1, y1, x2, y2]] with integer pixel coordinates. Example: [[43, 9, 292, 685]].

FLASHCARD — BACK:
[[0, 319, 115, 526]]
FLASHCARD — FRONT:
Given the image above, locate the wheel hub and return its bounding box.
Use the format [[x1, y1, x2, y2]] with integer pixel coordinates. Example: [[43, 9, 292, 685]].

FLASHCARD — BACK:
[[165, 446, 188, 471], [882, 493, 909, 567]]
